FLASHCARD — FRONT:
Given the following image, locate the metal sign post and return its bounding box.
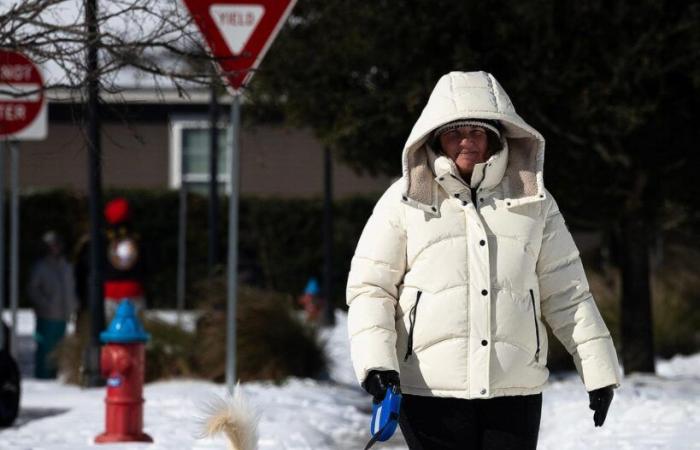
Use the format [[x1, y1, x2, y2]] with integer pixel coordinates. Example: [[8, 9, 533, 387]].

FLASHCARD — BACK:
[[183, 0, 298, 394], [208, 74, 220, 273], [225, 94, 241, 393], [0, 139, 4, 352], [9, 141, 19, 357], [176, 141, 188, 326], [0, 50, 47, 360]]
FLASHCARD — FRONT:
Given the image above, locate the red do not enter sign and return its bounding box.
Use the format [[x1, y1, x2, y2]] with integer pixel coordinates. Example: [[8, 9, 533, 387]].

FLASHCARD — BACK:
[[0, 51, 45, 137]]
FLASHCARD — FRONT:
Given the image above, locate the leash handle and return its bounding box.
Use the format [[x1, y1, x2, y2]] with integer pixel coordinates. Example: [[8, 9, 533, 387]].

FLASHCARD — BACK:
[[365, 386, 402, 449], [364, 412, 399, 450]]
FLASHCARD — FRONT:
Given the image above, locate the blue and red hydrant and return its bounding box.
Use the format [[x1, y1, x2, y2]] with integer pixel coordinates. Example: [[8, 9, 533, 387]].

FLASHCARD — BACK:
[[95, 299, 153, 443], [298, 277, 325, 322]]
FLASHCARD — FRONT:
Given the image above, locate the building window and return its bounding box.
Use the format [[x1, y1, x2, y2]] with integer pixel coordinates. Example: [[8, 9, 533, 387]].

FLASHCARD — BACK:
[[169, 118, 230, 194]]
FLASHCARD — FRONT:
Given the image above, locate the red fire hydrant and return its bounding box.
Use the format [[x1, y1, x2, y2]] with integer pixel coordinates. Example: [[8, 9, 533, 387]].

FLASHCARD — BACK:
[[95, 299, 152, 443]]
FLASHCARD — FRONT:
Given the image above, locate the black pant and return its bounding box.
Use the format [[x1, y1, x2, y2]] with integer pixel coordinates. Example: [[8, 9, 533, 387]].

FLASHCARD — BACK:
[[398, 393, 542, 450]]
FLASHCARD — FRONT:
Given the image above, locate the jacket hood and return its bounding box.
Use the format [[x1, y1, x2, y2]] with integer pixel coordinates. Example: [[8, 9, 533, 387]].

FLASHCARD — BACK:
[[400, 71, 546, 214]]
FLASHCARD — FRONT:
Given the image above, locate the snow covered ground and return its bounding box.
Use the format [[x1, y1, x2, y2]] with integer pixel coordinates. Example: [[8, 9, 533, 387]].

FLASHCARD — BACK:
[[1, 309, 699, 449]]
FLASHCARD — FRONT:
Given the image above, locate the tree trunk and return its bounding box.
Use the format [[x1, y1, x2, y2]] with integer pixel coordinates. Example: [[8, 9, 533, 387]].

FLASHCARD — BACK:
[[618, 213, 655, 374]]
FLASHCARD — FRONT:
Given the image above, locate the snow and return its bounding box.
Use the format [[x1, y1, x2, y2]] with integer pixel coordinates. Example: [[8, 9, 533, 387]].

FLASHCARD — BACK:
[[1, 309, 699, 449], [539, 366, 700, 449]]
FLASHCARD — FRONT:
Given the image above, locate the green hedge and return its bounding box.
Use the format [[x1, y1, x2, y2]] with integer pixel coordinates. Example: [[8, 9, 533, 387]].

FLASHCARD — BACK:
[[15, 189, 378, 309], [17, 189, 699, 360]]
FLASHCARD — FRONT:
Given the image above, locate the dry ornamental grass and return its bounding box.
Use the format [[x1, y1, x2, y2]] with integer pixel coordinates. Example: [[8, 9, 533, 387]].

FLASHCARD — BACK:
[[55, 280, 327, 384]]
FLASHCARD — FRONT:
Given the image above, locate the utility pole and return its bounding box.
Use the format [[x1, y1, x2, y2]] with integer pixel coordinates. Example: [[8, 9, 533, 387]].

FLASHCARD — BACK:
[[83, 0, 105, 387]]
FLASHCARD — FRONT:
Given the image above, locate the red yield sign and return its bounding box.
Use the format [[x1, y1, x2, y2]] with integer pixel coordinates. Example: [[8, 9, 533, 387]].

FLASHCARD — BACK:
[[0, 51, 47, 140], [183, 0, 297, 93]]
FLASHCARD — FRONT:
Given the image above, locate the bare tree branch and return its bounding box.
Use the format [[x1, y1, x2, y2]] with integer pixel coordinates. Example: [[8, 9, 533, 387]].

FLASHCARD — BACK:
[[0, 0, 220, 97]]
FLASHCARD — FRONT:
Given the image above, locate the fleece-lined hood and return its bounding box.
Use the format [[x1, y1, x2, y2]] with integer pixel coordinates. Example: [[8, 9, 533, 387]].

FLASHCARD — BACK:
[[401, 71, 546, 214]]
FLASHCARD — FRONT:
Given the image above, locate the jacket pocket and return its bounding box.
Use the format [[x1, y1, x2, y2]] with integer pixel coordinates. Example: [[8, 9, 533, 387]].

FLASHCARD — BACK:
[[529, 289, 541, 364], [403, 290, 423, 361]]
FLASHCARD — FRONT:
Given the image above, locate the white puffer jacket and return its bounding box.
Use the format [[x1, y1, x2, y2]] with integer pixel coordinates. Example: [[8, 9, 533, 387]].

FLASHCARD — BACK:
[[347, 71, 621, 399]]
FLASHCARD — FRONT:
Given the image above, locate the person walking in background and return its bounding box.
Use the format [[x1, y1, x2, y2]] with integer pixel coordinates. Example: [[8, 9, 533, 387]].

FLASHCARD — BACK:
[[347, 71, 620, 449], [28, 231, 77, 379]]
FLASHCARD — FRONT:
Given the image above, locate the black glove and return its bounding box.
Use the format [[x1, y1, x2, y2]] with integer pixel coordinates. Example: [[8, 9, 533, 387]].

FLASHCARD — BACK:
[[362, 370, 400, 403], [588, 385, 614, 427]]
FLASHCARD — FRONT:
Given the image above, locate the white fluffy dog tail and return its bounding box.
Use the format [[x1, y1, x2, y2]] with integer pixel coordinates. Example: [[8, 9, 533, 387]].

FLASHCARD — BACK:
[[200, 384, 259, 450]]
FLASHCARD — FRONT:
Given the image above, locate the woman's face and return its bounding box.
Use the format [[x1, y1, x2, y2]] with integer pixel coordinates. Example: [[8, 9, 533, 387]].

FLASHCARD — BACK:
[[438, 126, 490, 178]]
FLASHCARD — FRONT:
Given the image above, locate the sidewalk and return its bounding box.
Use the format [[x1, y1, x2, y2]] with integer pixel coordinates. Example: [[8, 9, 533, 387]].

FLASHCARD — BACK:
[[1, 309, 409, 449]]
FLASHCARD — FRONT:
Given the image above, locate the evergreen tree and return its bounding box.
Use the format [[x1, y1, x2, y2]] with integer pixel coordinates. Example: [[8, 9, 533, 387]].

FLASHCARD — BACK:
[[251, 0, 700, 374]]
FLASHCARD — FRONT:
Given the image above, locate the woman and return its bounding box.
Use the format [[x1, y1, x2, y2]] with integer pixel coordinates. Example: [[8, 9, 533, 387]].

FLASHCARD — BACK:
[[347, 71, 620, 449]]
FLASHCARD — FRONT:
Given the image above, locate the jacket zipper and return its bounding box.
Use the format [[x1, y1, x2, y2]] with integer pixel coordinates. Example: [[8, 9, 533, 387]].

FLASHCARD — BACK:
[[471, 163, 488, 208], [470, 186, 478, 206], [529, 289, 541, 363], [404, 290, 423, 361]]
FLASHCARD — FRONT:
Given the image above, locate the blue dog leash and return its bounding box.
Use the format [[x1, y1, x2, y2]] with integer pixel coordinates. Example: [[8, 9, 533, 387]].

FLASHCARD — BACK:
[[365, 386, 402, 449]]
